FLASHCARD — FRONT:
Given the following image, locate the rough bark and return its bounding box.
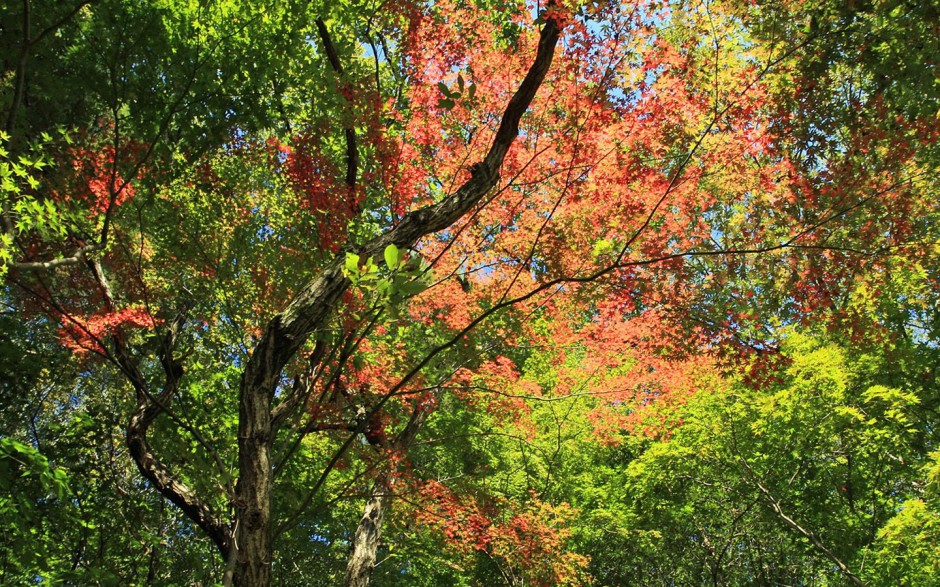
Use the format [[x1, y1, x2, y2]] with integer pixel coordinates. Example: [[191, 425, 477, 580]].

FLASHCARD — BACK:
[[344, 475, 392, 587], [232, 16, 561, 586], [232, 383, 275, 585], [344, 399, 432, 587]]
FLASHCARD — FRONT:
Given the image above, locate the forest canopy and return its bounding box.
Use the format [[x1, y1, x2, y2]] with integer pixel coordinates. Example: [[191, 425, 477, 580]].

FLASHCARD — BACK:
[[1, 0, 939, 585]]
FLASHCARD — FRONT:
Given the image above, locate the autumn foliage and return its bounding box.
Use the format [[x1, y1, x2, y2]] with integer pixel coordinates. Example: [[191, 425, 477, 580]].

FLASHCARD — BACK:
[[1, 0, 939, 585]]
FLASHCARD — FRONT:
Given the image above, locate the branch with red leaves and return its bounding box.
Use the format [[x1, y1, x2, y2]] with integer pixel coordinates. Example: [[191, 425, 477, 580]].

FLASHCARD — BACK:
[[228, 15, 563, 585], [315, 17, 359, 194], [243, 15, 561, 399]]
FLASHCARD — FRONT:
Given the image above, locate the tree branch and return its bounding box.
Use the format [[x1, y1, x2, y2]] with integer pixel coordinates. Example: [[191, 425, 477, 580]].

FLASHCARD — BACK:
[[10, 243, 102, 271], [733, 436, 866, 586], [269, 338, 327, 428], [4, 0, 31, 138], [4, 0, 97, 136], [315, 17, 359, 193], [85, 260, 231, 557], [242, 15, 562, 399]]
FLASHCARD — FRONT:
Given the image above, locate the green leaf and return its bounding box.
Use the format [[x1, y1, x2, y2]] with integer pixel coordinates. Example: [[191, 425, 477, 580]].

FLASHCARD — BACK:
[[384, 244, 401, 270], [592, 238, 614, 258], [397, 279, 427, 296], [345, 253, 360, 273]]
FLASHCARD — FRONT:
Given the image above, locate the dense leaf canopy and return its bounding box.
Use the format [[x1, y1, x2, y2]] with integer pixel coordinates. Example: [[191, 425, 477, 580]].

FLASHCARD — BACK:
[[1, 0, 939, 585]]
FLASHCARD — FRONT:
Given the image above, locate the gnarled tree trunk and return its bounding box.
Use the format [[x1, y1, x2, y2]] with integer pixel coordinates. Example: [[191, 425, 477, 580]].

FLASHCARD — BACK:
[[232, 376, 275, 586], [345, 474, 392, 587]]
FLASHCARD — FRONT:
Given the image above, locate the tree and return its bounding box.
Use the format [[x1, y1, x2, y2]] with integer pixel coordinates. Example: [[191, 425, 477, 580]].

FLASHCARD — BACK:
[[1, 0, 938, 585], [603, 331, 930, 586]]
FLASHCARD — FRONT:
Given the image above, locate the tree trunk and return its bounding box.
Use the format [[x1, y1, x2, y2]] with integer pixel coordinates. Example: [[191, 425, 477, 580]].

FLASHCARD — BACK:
[[344, 474, 392, 587], [225, 14, 561, 584], [345, 397, 432, 587], [232, 378, 275, 586]]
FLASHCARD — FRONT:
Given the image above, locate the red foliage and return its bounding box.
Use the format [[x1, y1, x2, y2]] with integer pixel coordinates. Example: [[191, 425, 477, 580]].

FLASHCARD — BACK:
[[280, 132, 360, 253], [59, 306, 161, 356], [413, 482, 587, 585], [48, 127, 144, 217]]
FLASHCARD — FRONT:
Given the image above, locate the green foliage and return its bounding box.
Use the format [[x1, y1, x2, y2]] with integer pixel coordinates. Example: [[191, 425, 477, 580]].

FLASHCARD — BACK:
[[0, 438, 74, 584], [1, 0, 938, 584], [437, 74, 477, 110], [565, 329, 938, 586], [866, 498, 940, 586], [863, 450, 940, 585], [0, 131, 68, 276], [345, 248, 430, 315]]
